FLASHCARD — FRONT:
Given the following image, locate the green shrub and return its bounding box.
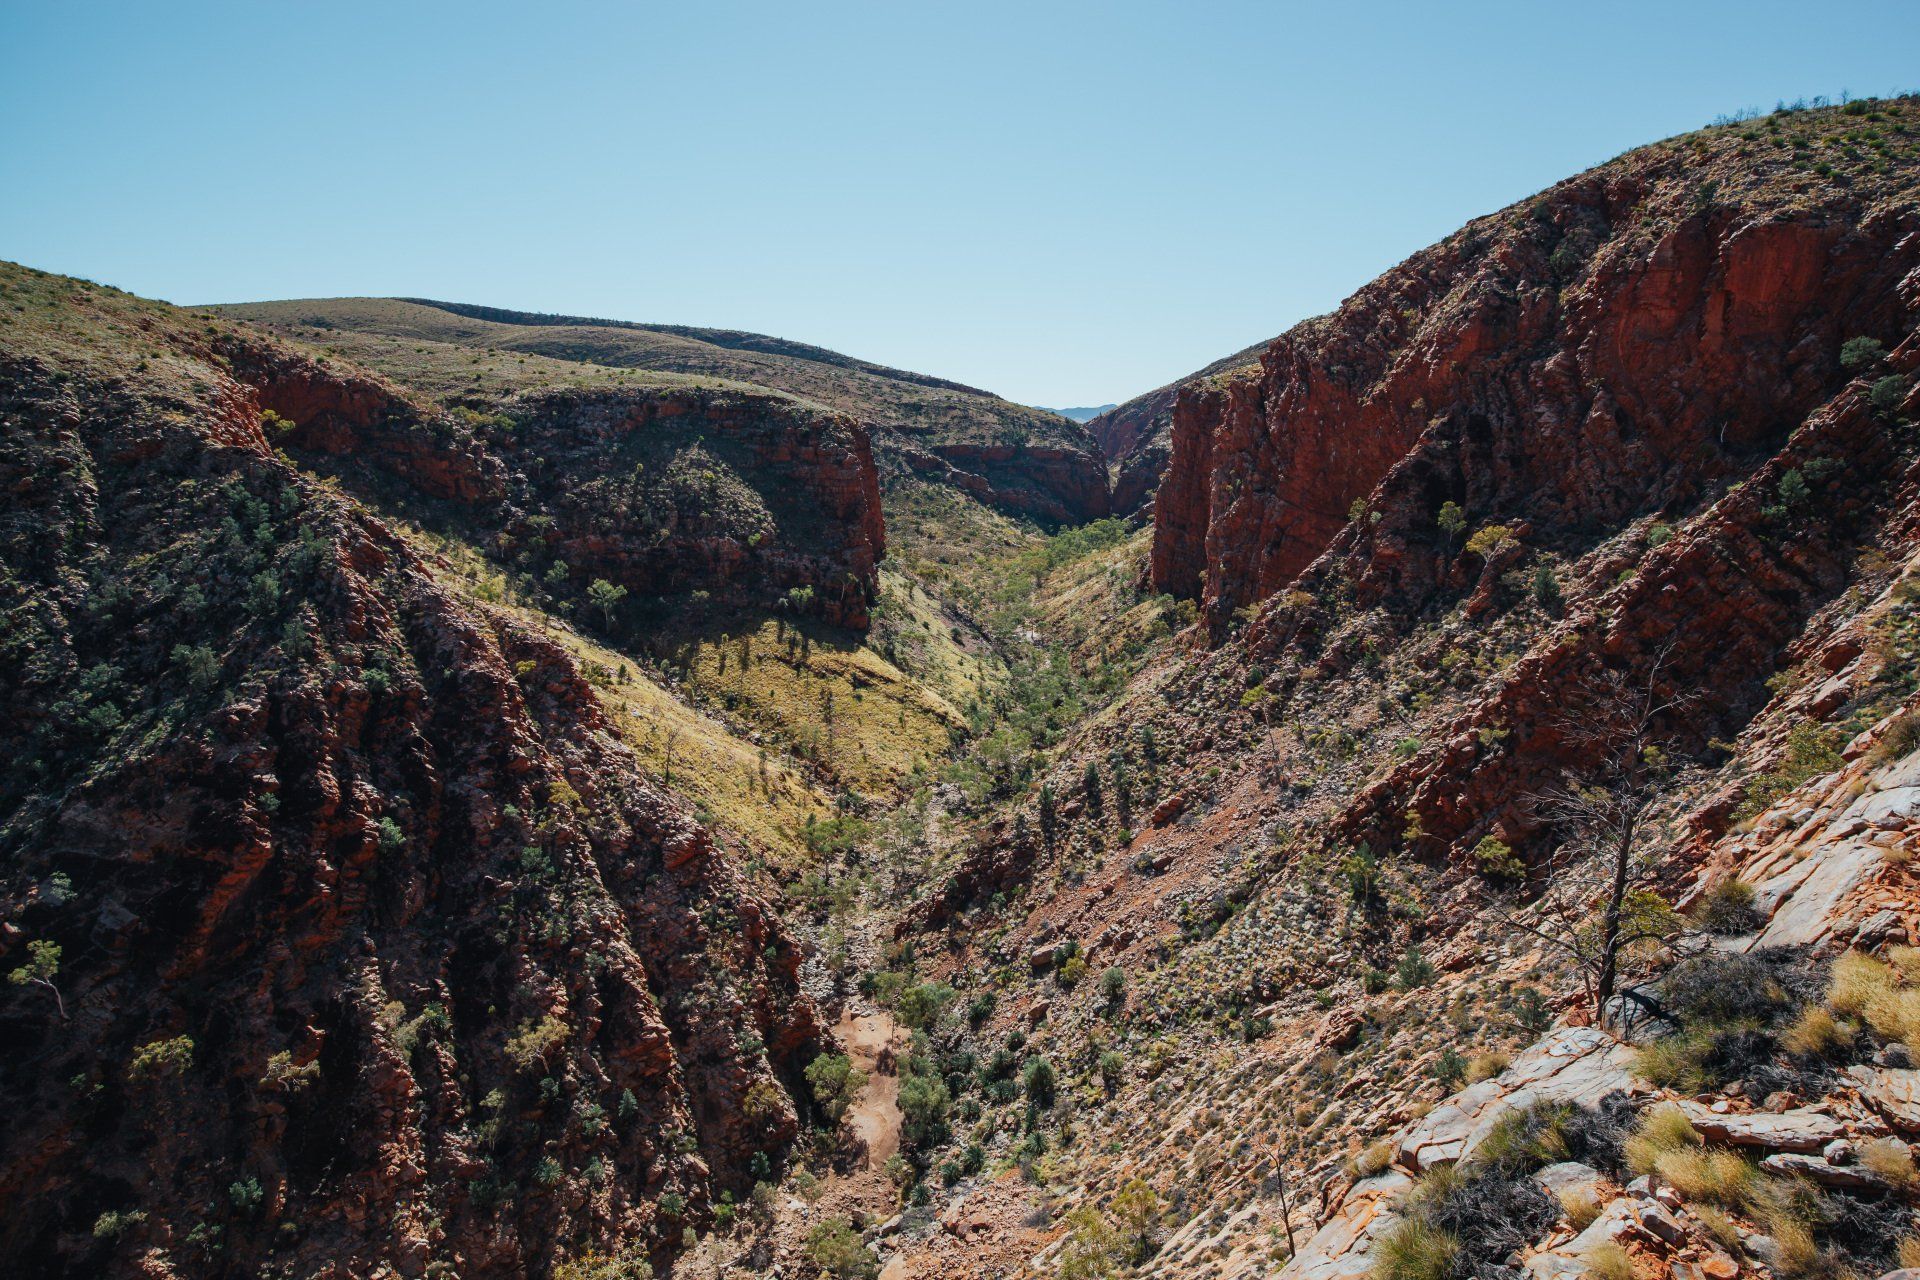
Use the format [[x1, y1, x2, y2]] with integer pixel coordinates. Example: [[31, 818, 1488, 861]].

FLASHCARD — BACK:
[[804, 1052, 866, 1121], [92, 1209, 147, 1240], [1531, 564, 1562, 608], [1471, 836, 1524, 882], [1870, 374, 1910, 416], [1097, 1049, 1125, 1095], [1732, 722, 1844, 824], [228, 1176, 264, 1214], [804, 1216, 878, 1278], [1394, 947, 1436, 991], [554, 1244, 656, 1280], [1022, 1055, 1057, 1108], [1840, 336, 1887, 372], [895, 982, 954, 1030], [897, 1072, 950, 1146], [128, 1035, 195, 1081]]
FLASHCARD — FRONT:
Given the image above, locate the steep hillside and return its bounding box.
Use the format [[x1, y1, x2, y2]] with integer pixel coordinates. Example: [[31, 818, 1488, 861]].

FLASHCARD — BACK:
[[1083, 340, 1265, 514], [1153, 103, 1920, 630], [0, 264, 832, 1279], [827, 99, 1920, 1280], [215, 297, 1112, 534]]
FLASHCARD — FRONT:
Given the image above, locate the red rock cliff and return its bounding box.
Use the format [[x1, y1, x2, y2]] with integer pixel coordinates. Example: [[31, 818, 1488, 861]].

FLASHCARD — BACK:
[[0, 329, 824, 1279], [1151, 126, 1920, 637]]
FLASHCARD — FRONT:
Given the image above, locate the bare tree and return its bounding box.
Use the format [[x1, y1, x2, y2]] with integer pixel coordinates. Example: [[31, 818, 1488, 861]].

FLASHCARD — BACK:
[[1495, 647, 1690, 1021]]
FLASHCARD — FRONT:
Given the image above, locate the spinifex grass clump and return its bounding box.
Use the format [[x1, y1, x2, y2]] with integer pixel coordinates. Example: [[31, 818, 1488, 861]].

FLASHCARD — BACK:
[[1372, 1101, 1632, 1280], [1631, 947, 1826, 1093], [1622, 1091, 1917, 1277]]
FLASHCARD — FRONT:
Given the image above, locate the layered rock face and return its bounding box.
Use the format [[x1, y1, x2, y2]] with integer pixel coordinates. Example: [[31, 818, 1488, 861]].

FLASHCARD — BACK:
[[0, 291, 822, 1278], [218, 295, 1114, 530], [917, 438, 1112, 526], [1082, 340, 1264, 515], [1151, 132, 1920, 632], [222, 337, 886, 629], [503, 386, 885, 629]]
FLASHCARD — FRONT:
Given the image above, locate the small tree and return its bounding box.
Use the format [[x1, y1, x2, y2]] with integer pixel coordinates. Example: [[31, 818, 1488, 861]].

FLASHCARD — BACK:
[[1082, 760, 1103, 820], [586, 578, 627, 626], [1531, 564, 1562, 610], [1058, 1205, 1119, 1280], [1436, 500, 1467, 550], [1393, 945, 1436, 991], [1110, 1177, 1163, 1264], [1840, 335, 1886, 373], [1022, 1055, 1057, 1109], [1870, 374, 1910, 417], [8, 939, 64, 1019], [804, 1052, 866, 1121], [897, 1072, 950, 1146], [1496, 651, 1690, 1020], [1097, 1049, 1125, 1096], [895, 982, 954, 1031], [804, 1216, 878, 1279], [1038, 783, 1059, 849]]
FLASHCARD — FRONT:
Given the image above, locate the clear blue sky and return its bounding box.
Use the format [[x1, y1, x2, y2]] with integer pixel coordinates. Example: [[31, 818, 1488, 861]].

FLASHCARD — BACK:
[[4, 2, 1917, 407]]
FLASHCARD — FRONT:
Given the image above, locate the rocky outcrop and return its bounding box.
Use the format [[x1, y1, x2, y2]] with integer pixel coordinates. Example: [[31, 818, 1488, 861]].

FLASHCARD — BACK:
[[218, 295, 1113, 531], [504, 385, 886, 628], [922, 440, 1110, 526], [216, 335, 506, 503], [1084, 342, 1263, 515], [0, 314, 823, 1278], [1152, 123, 1920, 634], [218, 335, 888, 630]]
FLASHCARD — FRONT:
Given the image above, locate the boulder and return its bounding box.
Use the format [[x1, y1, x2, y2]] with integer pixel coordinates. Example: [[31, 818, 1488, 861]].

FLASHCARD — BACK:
[[1395, 1027, 1639, 1171], [1848, 1066, 1920, 1132], [1675, 1102, 1847, 1153]]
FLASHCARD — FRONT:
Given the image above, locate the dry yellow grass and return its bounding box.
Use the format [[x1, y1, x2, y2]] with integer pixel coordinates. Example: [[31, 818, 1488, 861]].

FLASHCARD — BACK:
[[1556, 1187, 1601, 1230], [673, 610, 968, 800], [1652, 1148, 1757, 1207], [1779, 1006, 1849, 1057], [1693, 1205, 1742, 1250], [1829, 950, 1896, 1017], [1624, 1105, 1701, 1176], [1860, 1137, 1918, 1188], [1465, 1051, 1510, 1084], [1583, 1241, 1636, 1280]]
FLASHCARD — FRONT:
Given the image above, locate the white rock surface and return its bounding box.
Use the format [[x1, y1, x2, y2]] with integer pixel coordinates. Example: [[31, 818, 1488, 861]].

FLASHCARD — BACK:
[[1394, 1027, 1639, 1172]]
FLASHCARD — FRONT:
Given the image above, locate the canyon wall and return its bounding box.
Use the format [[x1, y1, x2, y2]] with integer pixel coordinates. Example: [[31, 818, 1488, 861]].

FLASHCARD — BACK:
[[1151, 146, 1920, 636], [0, 292, 828, 1278]]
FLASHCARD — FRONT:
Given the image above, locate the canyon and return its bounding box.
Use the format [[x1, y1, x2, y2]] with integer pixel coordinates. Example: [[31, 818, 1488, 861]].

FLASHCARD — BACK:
[[4, 96, 1920, 1280]]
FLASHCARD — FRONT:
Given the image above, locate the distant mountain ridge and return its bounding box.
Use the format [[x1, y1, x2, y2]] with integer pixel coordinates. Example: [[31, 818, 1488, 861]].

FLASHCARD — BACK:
[[218, 296, 1113, 531], [1040, 403, 1117, 422], [398, 297, 990, 396]]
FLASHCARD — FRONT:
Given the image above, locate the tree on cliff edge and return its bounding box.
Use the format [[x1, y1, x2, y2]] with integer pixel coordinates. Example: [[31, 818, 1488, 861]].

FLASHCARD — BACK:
[[1497, 649, 1688, 1022]]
